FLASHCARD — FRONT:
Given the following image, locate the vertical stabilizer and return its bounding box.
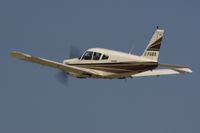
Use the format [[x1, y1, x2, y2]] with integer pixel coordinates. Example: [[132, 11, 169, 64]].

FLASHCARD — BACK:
[[142, 28, 164, 62]]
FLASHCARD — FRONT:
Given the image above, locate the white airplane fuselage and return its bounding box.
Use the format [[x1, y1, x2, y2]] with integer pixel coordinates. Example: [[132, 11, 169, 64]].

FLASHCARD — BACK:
[[63, 48, 158, 79]]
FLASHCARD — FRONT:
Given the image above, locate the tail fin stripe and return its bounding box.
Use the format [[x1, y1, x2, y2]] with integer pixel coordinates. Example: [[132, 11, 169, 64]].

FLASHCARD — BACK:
[[147, 37, 163, 51]]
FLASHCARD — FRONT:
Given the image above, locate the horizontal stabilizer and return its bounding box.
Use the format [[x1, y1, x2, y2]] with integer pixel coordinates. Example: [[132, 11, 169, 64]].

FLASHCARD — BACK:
[[131, 67, 192, 78], [159, 63, 189, 68]]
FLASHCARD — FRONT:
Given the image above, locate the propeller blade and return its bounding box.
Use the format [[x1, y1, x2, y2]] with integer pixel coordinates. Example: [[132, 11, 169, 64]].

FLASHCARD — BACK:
[[69, 46, 82, 58], [55, 71, 69, 86]]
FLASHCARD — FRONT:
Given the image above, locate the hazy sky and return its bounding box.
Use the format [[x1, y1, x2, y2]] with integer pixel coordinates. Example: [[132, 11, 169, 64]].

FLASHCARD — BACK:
[[1, 0, 200, 133]]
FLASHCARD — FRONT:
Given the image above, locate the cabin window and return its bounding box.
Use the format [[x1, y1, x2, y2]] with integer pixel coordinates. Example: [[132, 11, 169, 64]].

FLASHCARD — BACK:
[[93, 52, 101, 60], [102, 54, 109, 60], [82, 51, 93, 60]]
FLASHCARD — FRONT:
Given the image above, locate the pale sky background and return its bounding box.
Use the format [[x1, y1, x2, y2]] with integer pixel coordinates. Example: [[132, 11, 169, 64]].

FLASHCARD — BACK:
[[0, 0, 200, 133]]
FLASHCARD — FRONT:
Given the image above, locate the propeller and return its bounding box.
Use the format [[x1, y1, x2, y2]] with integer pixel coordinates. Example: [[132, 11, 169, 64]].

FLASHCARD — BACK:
[[55, 45, 82, 86], [69, 46, 82, 58], [55, 71, 69, 86]]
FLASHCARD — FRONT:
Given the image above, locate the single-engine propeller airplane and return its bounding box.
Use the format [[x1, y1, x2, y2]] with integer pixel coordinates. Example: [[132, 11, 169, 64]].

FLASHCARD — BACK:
[[11, 27, 192, 80]]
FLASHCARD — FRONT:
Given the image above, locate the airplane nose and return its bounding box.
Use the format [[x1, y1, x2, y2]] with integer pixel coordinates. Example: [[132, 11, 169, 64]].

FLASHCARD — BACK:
[[63, 60, 69, 65], [63, 58, 78, 65]]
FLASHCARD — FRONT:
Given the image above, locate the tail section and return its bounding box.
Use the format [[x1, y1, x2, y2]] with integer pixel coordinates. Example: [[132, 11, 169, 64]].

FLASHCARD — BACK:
[[142, 28, 164, 62]]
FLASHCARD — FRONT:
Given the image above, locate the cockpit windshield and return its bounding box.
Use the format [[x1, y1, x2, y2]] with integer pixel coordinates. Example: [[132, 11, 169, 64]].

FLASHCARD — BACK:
[[81, 51, 93, 60], [80, 51, 108, 60]]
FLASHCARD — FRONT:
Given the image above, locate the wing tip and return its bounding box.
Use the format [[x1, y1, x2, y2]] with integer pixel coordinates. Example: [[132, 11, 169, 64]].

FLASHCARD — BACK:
[[175, 68, 193, 73], [10, 51, 31, 60], [187, 68, 192, 73]]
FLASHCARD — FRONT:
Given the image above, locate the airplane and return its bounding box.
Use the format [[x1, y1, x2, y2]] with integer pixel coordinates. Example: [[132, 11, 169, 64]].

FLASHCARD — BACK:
[[10, 27, 192, 80]]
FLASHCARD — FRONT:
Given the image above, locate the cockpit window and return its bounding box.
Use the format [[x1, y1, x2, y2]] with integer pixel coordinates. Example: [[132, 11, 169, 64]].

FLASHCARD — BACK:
[[93, 52, 101, 60], [102, 54, 109, 60], [82, 51, 93, 60]]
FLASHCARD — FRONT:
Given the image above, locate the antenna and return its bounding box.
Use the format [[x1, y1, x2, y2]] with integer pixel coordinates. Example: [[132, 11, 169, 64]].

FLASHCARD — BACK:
[[129, 44, 134, 54]]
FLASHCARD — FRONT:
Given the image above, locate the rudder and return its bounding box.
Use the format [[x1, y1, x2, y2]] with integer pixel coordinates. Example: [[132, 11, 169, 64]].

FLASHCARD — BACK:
[[142, 27, 164, 62]]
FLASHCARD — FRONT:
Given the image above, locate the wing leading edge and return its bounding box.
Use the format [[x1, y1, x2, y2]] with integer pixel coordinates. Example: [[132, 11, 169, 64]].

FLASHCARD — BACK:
[[10, 51, 99, 76]]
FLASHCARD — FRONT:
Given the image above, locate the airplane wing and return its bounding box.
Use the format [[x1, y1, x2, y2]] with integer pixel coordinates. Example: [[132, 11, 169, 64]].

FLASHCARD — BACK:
[[132, 65, 192, 78], [10, 51, 99, 76]]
